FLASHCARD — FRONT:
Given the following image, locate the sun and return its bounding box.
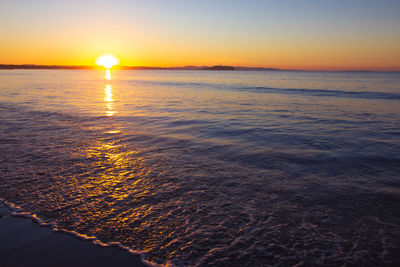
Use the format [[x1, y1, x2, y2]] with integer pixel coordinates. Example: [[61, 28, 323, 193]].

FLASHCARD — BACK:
[[96, 54, 119, 69]]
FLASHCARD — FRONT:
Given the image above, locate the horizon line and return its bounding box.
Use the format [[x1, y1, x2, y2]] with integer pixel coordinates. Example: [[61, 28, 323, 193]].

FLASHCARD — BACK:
[[0, 64, 399, 73]]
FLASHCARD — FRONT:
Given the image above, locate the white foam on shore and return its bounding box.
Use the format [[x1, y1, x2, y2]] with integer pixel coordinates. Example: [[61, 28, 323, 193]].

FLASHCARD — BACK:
[[0, 197, 161, 267]]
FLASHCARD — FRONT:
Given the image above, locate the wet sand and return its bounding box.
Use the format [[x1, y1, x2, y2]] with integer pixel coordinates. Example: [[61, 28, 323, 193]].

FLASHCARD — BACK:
[[0, 204, 146, 267]]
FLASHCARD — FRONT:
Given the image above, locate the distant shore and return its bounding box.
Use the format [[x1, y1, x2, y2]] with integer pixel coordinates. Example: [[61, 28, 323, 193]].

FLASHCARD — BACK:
[[1, 64, 398, 72], [0, 64, 281, 71]]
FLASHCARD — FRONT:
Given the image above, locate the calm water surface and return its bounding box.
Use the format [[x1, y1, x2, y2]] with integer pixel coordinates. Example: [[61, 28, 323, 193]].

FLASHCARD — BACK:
[[1, 70, 400, 266]]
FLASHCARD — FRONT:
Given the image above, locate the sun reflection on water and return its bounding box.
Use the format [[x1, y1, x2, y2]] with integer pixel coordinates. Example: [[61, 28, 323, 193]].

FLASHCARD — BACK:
[[67, 138, 158, 224], [105, 69, 111, 80], [104, 84, 115, 116], [105, 84, 113, 102]]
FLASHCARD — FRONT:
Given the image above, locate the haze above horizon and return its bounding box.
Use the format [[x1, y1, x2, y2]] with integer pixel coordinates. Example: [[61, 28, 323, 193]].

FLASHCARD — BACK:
[[1, 0, 399, 71]]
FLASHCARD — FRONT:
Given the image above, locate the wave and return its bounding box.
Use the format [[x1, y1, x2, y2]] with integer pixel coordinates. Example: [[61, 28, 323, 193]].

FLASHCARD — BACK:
[[0, 198, 160, 267], [128, 79, 400, 100], [241, 86, 400, 100]]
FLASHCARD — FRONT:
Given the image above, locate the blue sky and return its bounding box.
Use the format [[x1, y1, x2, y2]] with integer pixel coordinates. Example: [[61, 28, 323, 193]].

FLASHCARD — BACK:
[[1, 0, 399, 69]]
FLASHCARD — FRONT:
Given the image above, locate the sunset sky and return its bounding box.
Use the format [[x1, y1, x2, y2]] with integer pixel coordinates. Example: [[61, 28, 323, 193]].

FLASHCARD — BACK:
[[1, 0, 399, 70]]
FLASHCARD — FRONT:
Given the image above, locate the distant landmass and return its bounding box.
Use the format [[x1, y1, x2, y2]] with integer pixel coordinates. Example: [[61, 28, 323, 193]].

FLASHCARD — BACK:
[[203, 65, 235, 70], [0, 64, 397, 72], [0, 64, 100, 70], [0, 64, 281, 71]]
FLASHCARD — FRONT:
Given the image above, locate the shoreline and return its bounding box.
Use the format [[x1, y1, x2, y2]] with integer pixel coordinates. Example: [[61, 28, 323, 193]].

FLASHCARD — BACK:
[[0, 202, 148, 267]]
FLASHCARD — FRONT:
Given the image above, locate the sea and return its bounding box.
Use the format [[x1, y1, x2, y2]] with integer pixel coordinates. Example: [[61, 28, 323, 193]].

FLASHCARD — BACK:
[[0, 69, 399, 266]]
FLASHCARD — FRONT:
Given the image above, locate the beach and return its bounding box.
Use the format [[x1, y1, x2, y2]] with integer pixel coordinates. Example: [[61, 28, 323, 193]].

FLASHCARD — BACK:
[[0, 203, 146, 267]]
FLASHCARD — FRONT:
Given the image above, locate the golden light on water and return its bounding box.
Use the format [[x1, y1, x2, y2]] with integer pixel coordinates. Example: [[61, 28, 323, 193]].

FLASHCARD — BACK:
[[105, 69, 111, 80], [105, 84, 113, 102], [96, 54, 119, 69], [105, 84, 115, 116]]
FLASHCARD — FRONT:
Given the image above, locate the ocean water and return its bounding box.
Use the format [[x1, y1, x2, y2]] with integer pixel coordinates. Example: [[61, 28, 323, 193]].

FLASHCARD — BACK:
[[0, 69, 399, 266]]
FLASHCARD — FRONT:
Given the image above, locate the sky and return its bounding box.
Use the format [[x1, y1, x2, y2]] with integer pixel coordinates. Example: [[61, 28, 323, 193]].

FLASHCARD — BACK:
[[1, 0, 400, 70]]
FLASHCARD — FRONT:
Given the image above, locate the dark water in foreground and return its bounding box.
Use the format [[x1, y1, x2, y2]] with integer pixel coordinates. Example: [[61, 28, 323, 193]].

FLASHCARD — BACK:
[[0, 70, 399, 266]]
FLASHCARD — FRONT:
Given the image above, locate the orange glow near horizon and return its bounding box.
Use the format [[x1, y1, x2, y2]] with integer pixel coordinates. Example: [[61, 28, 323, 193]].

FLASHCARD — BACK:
[[1, 38, 399, 71], [1, 47, 398, 71]]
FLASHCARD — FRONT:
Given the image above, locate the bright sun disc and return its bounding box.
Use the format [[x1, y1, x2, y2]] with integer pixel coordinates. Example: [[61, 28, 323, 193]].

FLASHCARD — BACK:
[[96, 54, 119, 69]]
